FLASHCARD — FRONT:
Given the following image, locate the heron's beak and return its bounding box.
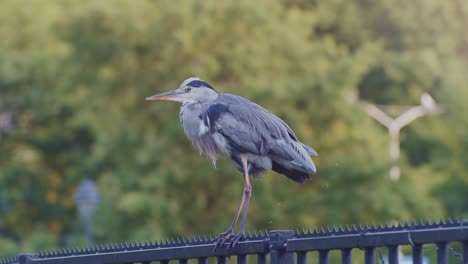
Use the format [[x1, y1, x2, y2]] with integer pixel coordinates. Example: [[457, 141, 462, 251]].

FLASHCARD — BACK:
[[145, 90, 184, 101]]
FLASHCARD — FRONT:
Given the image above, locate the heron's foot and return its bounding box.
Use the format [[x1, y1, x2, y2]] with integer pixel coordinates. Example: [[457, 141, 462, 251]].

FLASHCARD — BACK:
[[226, 232, 243, 249], [213, 229, 244, 252]]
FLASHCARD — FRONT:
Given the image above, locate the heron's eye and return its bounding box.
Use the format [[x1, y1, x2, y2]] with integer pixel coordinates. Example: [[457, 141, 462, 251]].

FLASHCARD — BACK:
[[185, 87, 192, 92]]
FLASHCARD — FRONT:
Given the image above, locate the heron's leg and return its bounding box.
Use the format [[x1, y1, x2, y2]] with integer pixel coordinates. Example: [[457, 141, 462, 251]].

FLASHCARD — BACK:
[[216, 190, 245, 238], [214, 170, 247, 249], [227, 156, 252, 249]]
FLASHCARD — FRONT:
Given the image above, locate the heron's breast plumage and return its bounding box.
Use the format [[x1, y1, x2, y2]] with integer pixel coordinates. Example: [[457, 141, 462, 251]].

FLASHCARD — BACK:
[[180, 102, 220, 165]]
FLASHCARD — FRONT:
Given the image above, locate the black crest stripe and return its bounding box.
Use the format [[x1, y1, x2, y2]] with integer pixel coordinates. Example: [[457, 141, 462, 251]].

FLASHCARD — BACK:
[[187, 80, 215, 90]]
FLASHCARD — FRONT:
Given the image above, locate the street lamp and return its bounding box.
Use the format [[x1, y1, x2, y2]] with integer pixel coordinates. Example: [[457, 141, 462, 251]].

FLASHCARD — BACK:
[[74, 178, 100, 246], [350, 93, 444, 181]]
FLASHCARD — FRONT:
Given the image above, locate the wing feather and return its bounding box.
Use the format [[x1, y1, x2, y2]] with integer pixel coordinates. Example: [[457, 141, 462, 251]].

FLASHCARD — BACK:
[[204, 94, 316, 174]]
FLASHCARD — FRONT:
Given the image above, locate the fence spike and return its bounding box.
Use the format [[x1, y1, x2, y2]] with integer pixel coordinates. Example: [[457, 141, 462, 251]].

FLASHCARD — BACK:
[[296, 228, 301, 235], [447, 216, 453, 224], [320, 226, 326, 234], [404, 220, 410, 227], [440, 217, 446, 225], [344, 224, 350, 232]]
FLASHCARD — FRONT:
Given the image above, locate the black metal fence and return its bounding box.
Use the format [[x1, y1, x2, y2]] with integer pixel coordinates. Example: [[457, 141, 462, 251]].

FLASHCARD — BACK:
[[1, 217, 467, 264]]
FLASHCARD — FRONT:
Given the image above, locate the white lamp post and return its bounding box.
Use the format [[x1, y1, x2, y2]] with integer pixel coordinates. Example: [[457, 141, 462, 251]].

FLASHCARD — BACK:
[[352, 93, 444, 180]]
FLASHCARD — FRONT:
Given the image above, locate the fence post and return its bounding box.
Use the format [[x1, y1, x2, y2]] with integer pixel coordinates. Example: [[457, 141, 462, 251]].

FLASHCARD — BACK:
[[269, 230, 294, 264], [18, 254, 34, 264]]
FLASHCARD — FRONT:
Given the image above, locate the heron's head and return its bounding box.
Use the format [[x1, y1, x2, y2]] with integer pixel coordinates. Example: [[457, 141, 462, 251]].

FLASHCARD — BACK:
[[146, 77, 219, 104]]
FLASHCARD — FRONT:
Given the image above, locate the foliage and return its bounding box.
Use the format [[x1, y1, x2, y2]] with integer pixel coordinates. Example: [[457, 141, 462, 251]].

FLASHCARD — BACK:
[[0, 0, 467, 255]]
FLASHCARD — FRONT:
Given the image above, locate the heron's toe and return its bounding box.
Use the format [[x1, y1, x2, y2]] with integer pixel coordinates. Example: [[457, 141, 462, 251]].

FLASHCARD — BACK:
[[213, 229, 235, 252], [227, 233, 244, 249]]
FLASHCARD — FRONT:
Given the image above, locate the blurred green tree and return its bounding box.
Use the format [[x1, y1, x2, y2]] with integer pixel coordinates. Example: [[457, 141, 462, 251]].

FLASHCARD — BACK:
[[0, 0, 466, 255]]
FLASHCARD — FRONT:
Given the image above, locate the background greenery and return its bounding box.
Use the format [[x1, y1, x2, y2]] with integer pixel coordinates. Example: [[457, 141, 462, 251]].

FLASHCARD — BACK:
[[1, 0, 467, 258]]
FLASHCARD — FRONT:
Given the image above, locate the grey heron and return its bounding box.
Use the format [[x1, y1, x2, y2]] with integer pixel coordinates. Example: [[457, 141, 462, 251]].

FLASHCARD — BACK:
[[146, 77, 318, 248]]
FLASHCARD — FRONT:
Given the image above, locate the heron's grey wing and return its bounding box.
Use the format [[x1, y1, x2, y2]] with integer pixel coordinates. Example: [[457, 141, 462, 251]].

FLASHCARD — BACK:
[[214, 94, 293, 139], [203, 102, 266, 155], [206, 94, 316, 173]]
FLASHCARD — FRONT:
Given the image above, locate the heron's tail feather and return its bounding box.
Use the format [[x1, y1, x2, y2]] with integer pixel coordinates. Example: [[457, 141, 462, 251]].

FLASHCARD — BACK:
[[272, 161, 311, 184], [301, 143, 318, 156]]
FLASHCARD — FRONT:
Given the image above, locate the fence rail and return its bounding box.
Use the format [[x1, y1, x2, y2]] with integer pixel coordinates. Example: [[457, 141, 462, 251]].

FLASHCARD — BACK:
[[1, 217, 467, 264]]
